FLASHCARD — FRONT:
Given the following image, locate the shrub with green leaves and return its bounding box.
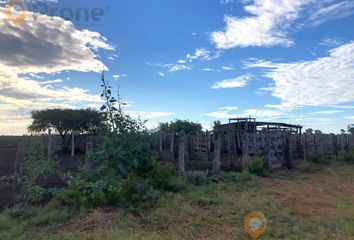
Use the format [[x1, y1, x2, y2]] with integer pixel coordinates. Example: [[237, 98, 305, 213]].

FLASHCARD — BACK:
[[247, 157, 268, 177], [184, 171, 210, 186], [22, 139, 58, 204], [55, 132, 181, 211], [338, 150, 354, 163]]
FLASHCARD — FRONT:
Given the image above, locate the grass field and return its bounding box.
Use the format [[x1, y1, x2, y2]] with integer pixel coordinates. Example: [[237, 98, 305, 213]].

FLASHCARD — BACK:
[[1, 162, 354, 240]]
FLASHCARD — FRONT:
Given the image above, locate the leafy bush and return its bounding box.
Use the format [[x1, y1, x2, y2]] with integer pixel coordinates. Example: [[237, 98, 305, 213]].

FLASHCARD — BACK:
[[338, 150, 354, 163], [184, 172, 210, 186], [22, 139, 58, 204], [247, 157, 268, 177], [55, 132, 182, 211], [120, 175, 161, 212]]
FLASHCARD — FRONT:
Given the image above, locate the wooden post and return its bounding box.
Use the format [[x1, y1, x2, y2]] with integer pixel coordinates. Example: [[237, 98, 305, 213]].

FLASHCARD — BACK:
[[266, 133, 272, 168], [170, 132, 174, 152], [207, 131, 211, 162], [14, 142, 26, 205], [178, 131, 185, 174], [213, 132, 221, 174], [196, 132, 200, 151], [71, 131, 75, 157], [304, 134, 308, 162], [286, 134, 293, 169], [47, 129, 52, 159], [227, 128, 231, 168], [159, 133, 163, 153]]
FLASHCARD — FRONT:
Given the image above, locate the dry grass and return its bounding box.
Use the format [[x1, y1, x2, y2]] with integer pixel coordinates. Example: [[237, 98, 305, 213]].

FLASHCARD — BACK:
[[1, 163, 354, 240]]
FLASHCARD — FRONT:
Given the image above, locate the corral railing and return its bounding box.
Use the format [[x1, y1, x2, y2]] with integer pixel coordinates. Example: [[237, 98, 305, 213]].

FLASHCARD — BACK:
[[0, 132, 353, 208]]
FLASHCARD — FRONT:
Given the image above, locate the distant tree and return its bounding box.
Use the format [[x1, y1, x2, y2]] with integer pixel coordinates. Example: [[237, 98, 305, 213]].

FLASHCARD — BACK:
[[157, 119, 202, 134], [213, 120, 221, 131], [348, 124, 354, 135], [315, 130, 322, 135], [306, 128, 313, 134], [29, 109, 105, 149], [341, 129, 346, 134]]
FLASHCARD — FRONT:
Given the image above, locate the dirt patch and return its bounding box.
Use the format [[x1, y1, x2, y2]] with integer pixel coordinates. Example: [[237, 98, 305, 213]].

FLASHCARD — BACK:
[[55, 209, 118, 237], [262, 166, 354, 217]]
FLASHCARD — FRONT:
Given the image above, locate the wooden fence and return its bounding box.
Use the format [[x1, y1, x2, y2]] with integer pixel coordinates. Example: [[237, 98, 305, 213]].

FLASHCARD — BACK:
[[0, 132, 353, 209]]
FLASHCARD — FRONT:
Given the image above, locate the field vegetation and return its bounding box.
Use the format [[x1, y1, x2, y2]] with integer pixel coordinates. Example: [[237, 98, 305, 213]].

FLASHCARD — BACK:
[[1, 162, 354, 240]]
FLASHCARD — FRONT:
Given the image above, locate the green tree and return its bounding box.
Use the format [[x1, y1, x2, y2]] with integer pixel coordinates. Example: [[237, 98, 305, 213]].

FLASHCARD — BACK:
[[157, 119, 203, 134], [306, 128, 314, 134], [213, 120, 221, 131], [348, 124, 354, 135], [28, 108, 105, 149]]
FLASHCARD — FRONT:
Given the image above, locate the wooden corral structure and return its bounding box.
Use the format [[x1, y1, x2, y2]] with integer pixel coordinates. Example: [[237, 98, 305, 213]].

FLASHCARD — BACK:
[[213, 118, 303, 169], [1, 126, 354, 209], [223, 118, 303, 134]]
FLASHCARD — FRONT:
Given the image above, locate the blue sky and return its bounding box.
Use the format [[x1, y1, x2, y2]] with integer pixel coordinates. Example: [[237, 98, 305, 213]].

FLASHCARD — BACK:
[[1, 0, 354, 134]]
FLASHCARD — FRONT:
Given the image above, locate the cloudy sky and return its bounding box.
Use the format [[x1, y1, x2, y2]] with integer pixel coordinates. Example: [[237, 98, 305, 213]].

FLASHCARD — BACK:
[[1, 0, 354, 135]]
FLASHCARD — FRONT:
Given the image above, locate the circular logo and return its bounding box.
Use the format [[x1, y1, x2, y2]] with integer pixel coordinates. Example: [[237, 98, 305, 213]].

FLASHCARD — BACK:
[[5, 0, 28, 27], [243, 211, 267, 240]]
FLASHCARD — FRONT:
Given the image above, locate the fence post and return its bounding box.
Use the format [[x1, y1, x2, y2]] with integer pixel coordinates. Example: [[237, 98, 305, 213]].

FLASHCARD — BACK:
[[14, 142, 26, 205], [170, 132, 174, 152], [47, 129, 52, 159], [71, 132, 75, 157], [206, 131, 211, 162], [213, 132, 221, 174], [266, 133, 272, 168], [285, 134, 293, 169], [178, 131, 185, 174]]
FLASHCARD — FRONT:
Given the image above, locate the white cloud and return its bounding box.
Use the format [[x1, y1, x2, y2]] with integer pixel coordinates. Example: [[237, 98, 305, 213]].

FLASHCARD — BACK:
[[204, 107, 240, 119], [242, 108, 285, 119], [331, 105, 354, 109], [211, 0, 313, 48], [320, 37, 345, 47], [220, 0, 234, 4], [345, 116, 354, 120], [0, 8, 114, 134], [168, 64, 192, 72], [147, 62, 192, 73], [221, 66, 235, 71], [212, 74, 252, 89], [186, 48, 220, 61], [246, 42, 354, 109], [126, 111, 174, 119], [38, 79, 63, 85], [204, 106, 284, 119], [309, 1, 354, 26], [309, 110, 343, 115], [112, 74, 127, 80], [211, 0, 354, 49], [202, 68, 219, 72]]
